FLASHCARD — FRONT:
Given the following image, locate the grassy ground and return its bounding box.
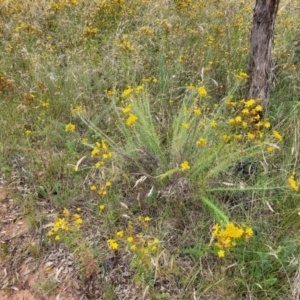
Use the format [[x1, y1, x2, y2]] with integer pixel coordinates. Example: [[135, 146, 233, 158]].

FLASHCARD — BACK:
[[1, 0, 300, 299]]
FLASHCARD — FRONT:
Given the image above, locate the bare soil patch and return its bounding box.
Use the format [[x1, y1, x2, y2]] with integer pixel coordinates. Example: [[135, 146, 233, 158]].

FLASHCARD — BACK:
[[0, 187, 82, 300]]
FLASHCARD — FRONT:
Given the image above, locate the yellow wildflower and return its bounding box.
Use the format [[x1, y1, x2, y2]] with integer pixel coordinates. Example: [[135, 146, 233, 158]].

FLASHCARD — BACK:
[[245, 99, 256, 107], [255, 105, 263, 112], [95, 161, 104, 168], [242, 108, 249, 115], [244, 227, 254, 241], [121, 87, 133, 97], [99, 204, 105, 210], [71, 105, 85, 114], [98, 188, 107, 196], [182, 123, 190, 129], [47, 230, 54, 236], [91, 148, 100, 157], [217, 249, 225, 258], [235, 71, 248, 80], [107, 239, 119, 250], [210, 120, 217, 128], [273, 130, 283, 141], [228, 118, 235, 126], [180, 161, 190, 171], [198, 86, 207, 97], [224, 223, 243, 239], [235, 116, 242, 123], [135, 84, 144, 93], [247, 132, 255, 140], [126, 114, 138, 126], [116, 231, 124, 238], [122, 104, 131, 114], [223, 135, 231, 142], [65, 123, 75, 132], [196, 138, 207, 148], [63, 208, 70, 218], [288, 172, 298, 192], [105, 90, 116, 97], [127, 236, 134, 243], [130, 244, 137, 251], [193, 107, 201, 115], [234, 134, 243, 140]]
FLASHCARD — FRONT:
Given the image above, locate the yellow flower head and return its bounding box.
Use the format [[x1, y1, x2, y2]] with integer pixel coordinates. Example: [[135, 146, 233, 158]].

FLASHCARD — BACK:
[[71, 105, 85, 114], [247, 132, 255, 140], [217, 249, 225, 258], [182, 123, 190, 129], [107, 239, 119, 250], [127, 236, 134, 243], [198, 86, 207, 97], [116, 230, 124, 238], [288, 172, 299, 192], [65, 123, 75, 132], [193, 107, 202, 115], [273, 130, 283, 141], [180, 161, 190, 171], [122, 104, 131, 114], [121, 87, 133, 97], [196, 138, 207, 148], [224, 223, 243, 239], [126, 114, 138, 126], [130, 244, 137, 251], [210, 120, 217, 128], [245, 99, 256, 107]]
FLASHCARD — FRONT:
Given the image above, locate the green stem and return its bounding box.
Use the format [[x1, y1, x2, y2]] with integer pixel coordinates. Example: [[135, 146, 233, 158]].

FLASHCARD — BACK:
[[200, 196, 230, 224]]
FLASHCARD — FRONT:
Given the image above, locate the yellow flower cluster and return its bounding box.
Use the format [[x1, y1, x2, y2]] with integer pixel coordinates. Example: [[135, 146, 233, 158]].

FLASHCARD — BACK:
[[50, 0, 79, 11], [121, 86, 134, 98], [198, 86, 207, 97], [119, 39, 134, 52], [225, 98, 283, 145], [47, 208, 83, 241], [234, 71, 249, 80], [90, 181, 112, 196], [71, 105, 86, 114], [107, 217, 160, 255], [196, 137, 207, 148], [83, 27, 98, 36], [126, 113, 138, 127], [65, 122, 76, 132], [212, 223, 254, 258], [288, 172, 298, 191], [180, 160, 190, 171], [90, 140, 113, 167], [182, 122, 190, 129], [185, 84, 208, 98], [121, 85, 145, 100]]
